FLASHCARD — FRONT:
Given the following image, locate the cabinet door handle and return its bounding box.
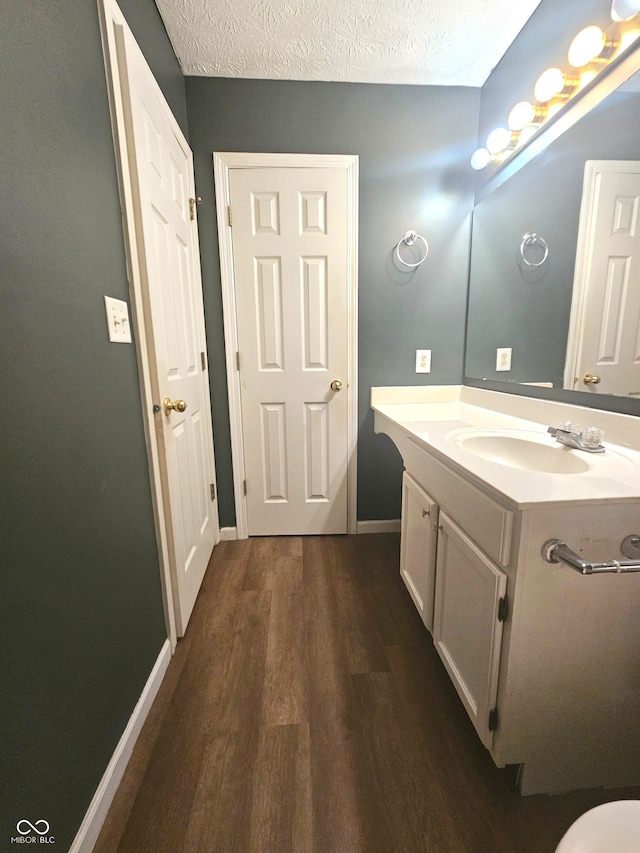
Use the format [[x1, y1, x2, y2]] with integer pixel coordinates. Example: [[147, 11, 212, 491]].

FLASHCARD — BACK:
[[422, 508, 430, 518]]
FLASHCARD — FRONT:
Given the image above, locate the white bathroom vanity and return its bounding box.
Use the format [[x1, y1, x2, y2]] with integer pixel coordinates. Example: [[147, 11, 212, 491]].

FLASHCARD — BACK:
[[372, 385, 640, 795]]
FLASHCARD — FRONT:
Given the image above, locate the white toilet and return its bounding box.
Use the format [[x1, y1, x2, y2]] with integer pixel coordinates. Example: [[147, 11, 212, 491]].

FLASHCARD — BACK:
[[555, 800, 640, 852]]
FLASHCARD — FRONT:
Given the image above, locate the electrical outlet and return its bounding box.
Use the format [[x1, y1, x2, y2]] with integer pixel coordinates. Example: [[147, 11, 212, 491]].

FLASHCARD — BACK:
[[104, 296, 132, 343], [415, 349, 431, 373], [496, 347, 512, 371]]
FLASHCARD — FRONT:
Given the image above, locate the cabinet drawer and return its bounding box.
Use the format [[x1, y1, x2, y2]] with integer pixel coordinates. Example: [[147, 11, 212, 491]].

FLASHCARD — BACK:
[[403, 438, 513, 566]]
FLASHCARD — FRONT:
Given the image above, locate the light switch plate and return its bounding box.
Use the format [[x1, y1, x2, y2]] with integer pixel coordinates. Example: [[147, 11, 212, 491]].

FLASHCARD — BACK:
[[496, 347, 512, 371], [415, 349, 431, 373], [104, 296, 132, 343]]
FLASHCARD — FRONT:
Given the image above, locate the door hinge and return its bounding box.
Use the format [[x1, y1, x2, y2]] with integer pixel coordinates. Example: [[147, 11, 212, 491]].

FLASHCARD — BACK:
[[236, 351, 240, 370], [498, 595, 508, 623], [243, 479, 247, 496], [227, 205, 232, 227], [488, 707, 499, 732], [189, 196, 202, 221], [201, 351, 206, 371], [210, 483, 216, 501]]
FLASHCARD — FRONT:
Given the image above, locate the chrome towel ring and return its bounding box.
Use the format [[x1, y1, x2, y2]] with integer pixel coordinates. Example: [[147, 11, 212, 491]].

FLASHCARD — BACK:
[[520, 232, 549, 267], [395, 230, 429, 269]]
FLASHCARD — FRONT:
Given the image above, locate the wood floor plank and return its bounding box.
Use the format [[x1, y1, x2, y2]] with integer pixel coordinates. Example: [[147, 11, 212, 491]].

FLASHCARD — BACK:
[[358, 533, 422, 647], [247, 723, 313, 853], [261, 570, 307, 727], [301, 537, 365, 853], [98, 533, 640, 853], [291, 721, 314, 853], [205, 586, 271, 738], [180, 730, 258, 852], [350, 669, 463, 853], [327, 536, 392, 675]]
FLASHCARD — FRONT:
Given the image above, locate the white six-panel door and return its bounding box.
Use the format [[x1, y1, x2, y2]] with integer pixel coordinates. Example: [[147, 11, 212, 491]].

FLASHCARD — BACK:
[[566, 160, 640, 397], [115, 21, 219, 634], [228, 165, 352, 535]]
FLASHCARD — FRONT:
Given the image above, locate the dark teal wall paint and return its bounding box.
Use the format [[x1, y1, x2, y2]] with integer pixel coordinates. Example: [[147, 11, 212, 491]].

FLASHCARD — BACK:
[[185, 78, 480, 526], [0, 2, 183, 848]]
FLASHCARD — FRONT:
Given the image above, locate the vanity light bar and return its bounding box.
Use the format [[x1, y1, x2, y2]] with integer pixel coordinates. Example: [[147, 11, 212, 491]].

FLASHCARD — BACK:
[[471, 3, 640, 170]]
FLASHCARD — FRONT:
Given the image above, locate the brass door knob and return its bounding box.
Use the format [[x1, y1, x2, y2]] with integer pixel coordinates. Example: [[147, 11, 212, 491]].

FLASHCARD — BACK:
[[330, 380, 343, 392], [163, 397, 188, 416], [583, 374, 601, 385]]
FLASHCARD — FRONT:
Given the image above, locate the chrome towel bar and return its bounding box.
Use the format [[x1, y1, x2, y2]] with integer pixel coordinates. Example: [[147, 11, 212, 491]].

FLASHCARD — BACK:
[[541, 536, 640, 574]]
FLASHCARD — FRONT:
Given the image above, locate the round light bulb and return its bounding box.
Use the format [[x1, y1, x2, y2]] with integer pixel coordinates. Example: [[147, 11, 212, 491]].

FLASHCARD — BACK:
[[568, 26, 605, 67], [611, 0, 640, 22], [546, 102, 564, 120], [619, 29, 640, 52], [518, 125, 538, 146], [470, 148, 491, 170], [534, 68, 565, 102], [579, 70, 598, 90], [508, 101, 535, 131], [486, 127, 511, 154]]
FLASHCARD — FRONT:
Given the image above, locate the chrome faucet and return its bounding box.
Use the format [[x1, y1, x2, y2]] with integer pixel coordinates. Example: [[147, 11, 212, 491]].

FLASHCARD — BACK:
[[547, 422, 605, 453]]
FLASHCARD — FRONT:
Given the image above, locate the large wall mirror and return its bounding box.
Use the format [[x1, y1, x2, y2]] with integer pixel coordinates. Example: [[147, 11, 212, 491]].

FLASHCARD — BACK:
[[465, 52, 640, 411]]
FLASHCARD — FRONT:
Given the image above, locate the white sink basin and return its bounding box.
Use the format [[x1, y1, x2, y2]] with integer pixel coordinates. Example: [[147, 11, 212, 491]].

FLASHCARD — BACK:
[[450, 429, 592, 474]]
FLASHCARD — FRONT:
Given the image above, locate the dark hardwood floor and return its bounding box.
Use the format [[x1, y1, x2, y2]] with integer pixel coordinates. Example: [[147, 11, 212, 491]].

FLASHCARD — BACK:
[[95, 534, 639, 852]]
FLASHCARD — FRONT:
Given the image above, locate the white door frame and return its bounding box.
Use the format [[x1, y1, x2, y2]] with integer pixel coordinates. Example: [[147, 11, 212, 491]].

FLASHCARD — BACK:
[[99, 0, 217, 649], [565, 159, 601, 391], [564, 159, 640, 392], [213, 152, 359, 539]]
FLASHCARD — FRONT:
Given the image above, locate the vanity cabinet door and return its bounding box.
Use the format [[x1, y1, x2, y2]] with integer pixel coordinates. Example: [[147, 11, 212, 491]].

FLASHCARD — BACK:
[[433, 512, 507, 748], [400, 473, 439, 632]]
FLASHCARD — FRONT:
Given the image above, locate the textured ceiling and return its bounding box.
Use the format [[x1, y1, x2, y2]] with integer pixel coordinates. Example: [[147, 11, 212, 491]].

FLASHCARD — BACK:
[[154, 0, 544, 87]]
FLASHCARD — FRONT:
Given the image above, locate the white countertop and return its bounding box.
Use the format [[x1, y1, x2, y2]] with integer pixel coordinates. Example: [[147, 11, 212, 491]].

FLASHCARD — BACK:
[[371, 386, 640, 509]]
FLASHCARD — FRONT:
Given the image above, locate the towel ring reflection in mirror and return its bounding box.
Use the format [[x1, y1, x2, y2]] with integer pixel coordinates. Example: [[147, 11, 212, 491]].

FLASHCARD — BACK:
[[395, 230, 429, 269], [520, 232, 549, 267]]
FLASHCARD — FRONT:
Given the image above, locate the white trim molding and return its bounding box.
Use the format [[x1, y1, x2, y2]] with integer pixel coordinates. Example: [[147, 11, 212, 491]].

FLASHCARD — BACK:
[[356, 519, 401, 535], [98, 0, 178, 650], [69, 639, 171, 853], [213, 152, 359, 538], [564, 158, 640, 393], [219, 526, 238, 541]]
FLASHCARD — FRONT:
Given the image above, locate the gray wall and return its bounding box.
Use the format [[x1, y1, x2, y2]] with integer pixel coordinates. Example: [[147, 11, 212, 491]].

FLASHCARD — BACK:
[[185, 78, 480, 526], [0, 1, 185, 847]]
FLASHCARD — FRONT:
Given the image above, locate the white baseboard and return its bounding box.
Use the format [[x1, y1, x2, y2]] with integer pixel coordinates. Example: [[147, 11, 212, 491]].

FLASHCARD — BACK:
[[356, 519, 401, 534], [222, 523, 399, 538], [220, 526, 238, 541], [69, 638, 171, 853]]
